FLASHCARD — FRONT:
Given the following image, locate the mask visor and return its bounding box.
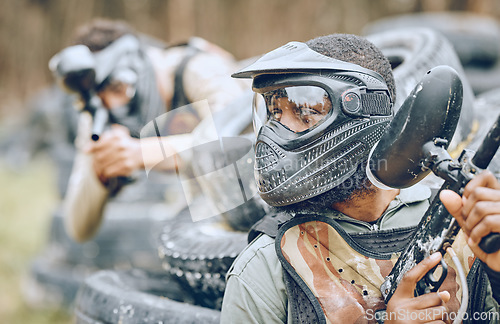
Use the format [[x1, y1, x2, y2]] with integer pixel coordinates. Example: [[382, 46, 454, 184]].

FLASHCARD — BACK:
[[253, 86, 333, 134]]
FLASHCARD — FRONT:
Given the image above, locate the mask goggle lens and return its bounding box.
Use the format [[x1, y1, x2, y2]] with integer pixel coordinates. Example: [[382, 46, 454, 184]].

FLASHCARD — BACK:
[[253, 86, 333, 134]]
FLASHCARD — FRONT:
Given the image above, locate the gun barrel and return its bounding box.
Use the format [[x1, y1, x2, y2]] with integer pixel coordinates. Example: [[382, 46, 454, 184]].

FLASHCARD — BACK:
[[91, 106, 109, 141], [472, 114, 500, 169], [470, 114, 500, 253]]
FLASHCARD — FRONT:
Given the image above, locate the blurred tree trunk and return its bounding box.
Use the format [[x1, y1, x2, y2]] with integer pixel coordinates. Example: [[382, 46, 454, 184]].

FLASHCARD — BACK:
[[0, 0, 499, 120], [166, 0, 196, 44]]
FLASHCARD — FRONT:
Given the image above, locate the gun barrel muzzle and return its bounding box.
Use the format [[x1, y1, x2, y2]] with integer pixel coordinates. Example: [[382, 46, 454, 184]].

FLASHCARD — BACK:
[[91, 106, 109, 142]]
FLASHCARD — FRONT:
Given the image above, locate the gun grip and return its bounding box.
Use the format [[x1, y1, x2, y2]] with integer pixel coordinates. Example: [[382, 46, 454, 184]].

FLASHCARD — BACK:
[[479, 233, 500, 254], [416, 258, 448, 296]]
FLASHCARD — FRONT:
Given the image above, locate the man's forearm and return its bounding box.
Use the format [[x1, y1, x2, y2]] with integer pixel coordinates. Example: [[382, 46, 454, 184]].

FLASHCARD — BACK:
[[64, 152, 109, 242], [140, 134, 193, 173]]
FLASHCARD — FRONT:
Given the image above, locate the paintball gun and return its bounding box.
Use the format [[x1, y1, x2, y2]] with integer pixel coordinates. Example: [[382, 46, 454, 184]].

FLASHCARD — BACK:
[[367, 66, 500, 322], [49, 34, 140, 141], [49, 44, 109, 141], [49, 36, 140, 189]]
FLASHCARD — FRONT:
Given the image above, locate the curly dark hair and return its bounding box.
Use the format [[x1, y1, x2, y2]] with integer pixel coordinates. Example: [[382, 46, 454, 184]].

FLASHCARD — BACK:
[[71, 18, 136, 52], [306, 33, 396, 103]]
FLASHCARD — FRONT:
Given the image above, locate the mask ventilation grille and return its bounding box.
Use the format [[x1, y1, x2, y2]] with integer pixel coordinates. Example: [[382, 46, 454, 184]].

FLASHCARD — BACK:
[[325, 73, 364, 87], [361, 93, 392, 116], [356, 74, 383, 87], [255, 142, 279, 172], [282, 43, 299, 51]]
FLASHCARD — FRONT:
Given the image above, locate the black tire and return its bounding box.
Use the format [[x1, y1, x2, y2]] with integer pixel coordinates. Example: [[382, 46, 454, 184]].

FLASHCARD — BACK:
[[218, 194, 268, 232], [111, 268, 186, 300], [74, 270, 220, 324], [159, 204, 248, 310], [464, 63, 500, 95], [363, 12, 500, 68], [31, 171, 185, 307], [22, 256, 92, 309], [24, 257, 187, 311], [46, 202, 168, 271], [367, 27, 475, 152], [44, 170, 185, 271]]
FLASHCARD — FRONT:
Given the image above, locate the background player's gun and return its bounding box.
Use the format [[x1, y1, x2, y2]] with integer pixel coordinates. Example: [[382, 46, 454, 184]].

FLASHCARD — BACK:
[[49, 40, 138, 190], [49, 44, 109, 141], [367, 66, 500, 312]]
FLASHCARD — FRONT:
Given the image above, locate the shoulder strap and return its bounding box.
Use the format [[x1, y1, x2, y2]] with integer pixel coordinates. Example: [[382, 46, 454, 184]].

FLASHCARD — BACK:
[[171, 45, 200, 109], [349, 226, 417, 254], [465, 259, 496, 324], [247, 212, 293, 243], [283, 270, 322, 324], [160, 44, 202, 135]]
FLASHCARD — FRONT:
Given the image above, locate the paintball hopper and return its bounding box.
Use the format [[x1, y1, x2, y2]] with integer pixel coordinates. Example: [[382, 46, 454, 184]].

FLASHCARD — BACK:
[[367, 65, 463, 189], [49, 45, 97, 97]]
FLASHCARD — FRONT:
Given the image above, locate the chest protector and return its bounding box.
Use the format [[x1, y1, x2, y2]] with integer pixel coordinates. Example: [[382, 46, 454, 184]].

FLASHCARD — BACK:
[[273, 214, 484, 324]]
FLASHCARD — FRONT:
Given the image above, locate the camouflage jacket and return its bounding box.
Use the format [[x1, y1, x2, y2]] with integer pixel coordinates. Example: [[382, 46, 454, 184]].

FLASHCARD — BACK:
[[220, 184, 500, 324]]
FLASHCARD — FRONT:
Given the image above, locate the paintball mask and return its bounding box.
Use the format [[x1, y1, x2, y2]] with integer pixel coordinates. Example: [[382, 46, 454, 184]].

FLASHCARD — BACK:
[[49, 34, 164, 138], [233, 42, 393, 206]]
